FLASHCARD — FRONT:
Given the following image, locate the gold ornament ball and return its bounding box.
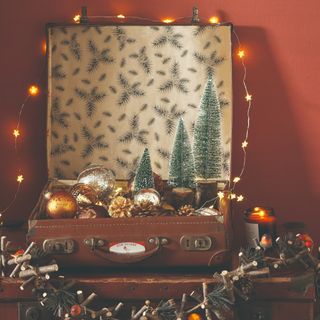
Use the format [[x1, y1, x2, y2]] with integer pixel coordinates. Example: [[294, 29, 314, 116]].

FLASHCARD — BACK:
[[46, 191, 78, 219], [70, 183, 98, 207], [188, 313, 202, 320]]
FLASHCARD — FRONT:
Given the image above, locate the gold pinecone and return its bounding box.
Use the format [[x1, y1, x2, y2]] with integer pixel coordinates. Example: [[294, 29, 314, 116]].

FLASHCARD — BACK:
[[131, 200, 159, 217], [178, 205, 196, 216], [108, 196, 133, 218]]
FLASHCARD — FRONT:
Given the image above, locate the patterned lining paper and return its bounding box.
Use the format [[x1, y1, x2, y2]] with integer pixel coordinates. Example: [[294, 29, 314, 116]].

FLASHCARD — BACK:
[[47, 25, 232, 180]]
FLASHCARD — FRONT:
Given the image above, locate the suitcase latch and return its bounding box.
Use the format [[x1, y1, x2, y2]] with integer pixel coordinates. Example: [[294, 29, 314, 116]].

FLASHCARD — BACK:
[[180, 235, 212, 251], [43, 239, 75, 254]]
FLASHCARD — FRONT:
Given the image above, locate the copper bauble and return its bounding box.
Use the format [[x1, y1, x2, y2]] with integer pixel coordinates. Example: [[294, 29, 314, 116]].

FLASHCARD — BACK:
[[188, 313, 202, 320], [70, 183, 98, 207], [77, 205, 108, 219], [77, 165, 115, 200], [46, 191, 78, 219], [70, 304, 82, 317], [134, 188, 160, 206]]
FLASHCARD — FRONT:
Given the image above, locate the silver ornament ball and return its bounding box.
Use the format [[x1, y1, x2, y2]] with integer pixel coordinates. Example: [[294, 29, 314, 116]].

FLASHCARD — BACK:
[[134, 188, 160, 206], [77, 165, 115, 200]]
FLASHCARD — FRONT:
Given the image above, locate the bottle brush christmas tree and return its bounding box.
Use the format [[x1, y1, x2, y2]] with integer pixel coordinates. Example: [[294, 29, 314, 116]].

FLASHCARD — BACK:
[[193, 73, 223, 180], [133, 148, 155, 192], [168, 118, 195, 188]]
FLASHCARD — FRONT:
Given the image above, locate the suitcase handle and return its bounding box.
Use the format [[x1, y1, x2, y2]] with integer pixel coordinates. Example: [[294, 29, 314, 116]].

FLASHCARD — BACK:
[[84, 237, 168, 264]]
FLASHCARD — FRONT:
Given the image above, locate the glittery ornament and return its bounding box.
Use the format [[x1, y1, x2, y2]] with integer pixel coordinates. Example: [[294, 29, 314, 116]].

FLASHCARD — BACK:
[[134, 188, 160, 206], [70, 183, 99, 207], [109, 196, 133, 218], [77, 165, 115, 200], [46, 191, 78, 219], [188, 313, 202, 320]]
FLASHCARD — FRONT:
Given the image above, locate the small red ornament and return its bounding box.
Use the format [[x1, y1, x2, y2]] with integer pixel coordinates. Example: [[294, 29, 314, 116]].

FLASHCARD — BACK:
[[70, 304, 82, 317], [297, 233, 314, 249]]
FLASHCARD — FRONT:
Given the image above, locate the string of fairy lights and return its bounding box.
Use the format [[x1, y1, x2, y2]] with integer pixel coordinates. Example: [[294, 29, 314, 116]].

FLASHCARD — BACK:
[[0, 11, 252, 222]]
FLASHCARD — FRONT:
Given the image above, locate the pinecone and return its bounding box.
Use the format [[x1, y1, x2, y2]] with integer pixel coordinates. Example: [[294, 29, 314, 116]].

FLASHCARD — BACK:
[[178, 205, 196, 216], [108, 196, 133, 218], [131, 201, 159, 217]]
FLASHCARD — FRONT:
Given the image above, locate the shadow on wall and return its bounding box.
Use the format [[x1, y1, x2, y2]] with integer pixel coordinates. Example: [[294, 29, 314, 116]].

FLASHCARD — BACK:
[[231, 26, 317, 248]]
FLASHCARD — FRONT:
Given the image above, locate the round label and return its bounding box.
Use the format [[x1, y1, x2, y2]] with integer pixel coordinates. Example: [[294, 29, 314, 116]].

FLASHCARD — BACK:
[[109, 242, 145, 254]]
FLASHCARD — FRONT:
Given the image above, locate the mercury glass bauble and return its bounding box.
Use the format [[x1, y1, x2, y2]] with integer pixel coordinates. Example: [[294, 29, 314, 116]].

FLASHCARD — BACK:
[[134, 188, 161, 206], [77, 165, 115, 200]]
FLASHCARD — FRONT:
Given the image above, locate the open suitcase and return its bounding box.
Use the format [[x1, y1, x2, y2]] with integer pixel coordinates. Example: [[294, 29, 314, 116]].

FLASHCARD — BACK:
[[27, 22, 234, 268]]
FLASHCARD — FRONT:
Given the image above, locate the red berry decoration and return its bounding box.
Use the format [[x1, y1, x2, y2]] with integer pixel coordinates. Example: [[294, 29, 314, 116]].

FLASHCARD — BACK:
[[298, 233, 314, 249], [70, 304, 82, 317]]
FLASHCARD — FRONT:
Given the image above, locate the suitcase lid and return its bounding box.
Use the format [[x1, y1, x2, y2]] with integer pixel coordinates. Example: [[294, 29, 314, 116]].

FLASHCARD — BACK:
[[46, 23, 233, 181]]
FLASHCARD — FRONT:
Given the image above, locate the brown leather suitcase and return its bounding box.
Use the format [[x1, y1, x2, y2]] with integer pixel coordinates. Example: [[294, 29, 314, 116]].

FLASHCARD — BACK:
[[27, 179, 232, 268], [27, 22, 234, 268]]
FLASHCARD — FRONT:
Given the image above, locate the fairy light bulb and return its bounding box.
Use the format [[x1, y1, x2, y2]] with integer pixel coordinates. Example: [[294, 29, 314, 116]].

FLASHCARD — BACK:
[[117, 14, 125, 19], [233, 177, 241, 183], [209, 16, 220, 24], [17, 175, 24, 183], [242, 141, 248, 148], [162, 18, 174, 23], [237, 50, 245, 58], [41, 40, 47, 55], [28, 85, 40, 96], [245, 93, 252, 101], [217, 191, 224, 199], [73, 14, 81, 23], [13, 129, 20, 138], [230, 194, 236, 199], [237, 195, 244, 202]]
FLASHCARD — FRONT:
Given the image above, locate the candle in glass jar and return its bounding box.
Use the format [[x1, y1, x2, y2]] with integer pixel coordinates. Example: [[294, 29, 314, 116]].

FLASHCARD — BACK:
[[244, 207, 276, 246]]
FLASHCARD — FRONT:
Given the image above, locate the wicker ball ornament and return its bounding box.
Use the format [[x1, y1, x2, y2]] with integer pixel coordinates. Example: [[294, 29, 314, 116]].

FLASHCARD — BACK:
[[109, 196, 133, 218], [46, 191, 78, 219], [77, 165, 115, 200]]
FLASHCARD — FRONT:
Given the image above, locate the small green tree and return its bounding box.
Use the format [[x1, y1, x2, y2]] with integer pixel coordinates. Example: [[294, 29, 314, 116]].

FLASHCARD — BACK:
[[193, 74, 223, 180], [168, 118, 195, 188], [133, 148, 155, 192]]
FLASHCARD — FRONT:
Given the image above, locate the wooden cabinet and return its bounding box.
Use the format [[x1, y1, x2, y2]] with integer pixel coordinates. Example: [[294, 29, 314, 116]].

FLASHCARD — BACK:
[[0, 272, 317, 320]]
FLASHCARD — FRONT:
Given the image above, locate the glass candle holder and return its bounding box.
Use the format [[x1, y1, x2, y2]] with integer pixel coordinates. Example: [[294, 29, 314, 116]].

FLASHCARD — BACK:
[[244, 206, 276, 247]]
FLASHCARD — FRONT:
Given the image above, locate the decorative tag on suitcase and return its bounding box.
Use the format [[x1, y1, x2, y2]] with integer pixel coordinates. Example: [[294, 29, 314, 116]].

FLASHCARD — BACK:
[[28, 23, 234, 268]]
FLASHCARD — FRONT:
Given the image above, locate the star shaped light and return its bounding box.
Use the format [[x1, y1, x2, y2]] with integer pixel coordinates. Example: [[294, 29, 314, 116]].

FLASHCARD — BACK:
[[17, 175, 24, 183], [237, 195, 244, 202], [245, 94, 252, 101], [242, 141, 248, 148], [13, 130, 20, 138], [217, 191, 224, 199], [237, 50, 245, 58]]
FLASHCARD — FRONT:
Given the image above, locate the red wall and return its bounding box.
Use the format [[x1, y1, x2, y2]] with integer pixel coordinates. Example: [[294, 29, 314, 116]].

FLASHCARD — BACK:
[[1, 1, 320, 246]]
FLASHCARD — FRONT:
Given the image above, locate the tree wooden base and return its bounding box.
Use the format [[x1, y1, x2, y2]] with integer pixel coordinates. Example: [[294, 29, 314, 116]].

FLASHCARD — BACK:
[[195, 180, 218, 208], [171, 188, 194, 209]]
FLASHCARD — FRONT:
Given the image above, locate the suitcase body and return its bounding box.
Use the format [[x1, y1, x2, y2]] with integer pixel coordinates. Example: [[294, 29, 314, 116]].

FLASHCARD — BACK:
[[27, 180, 232, 268], [27, 23, 234, 268]]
